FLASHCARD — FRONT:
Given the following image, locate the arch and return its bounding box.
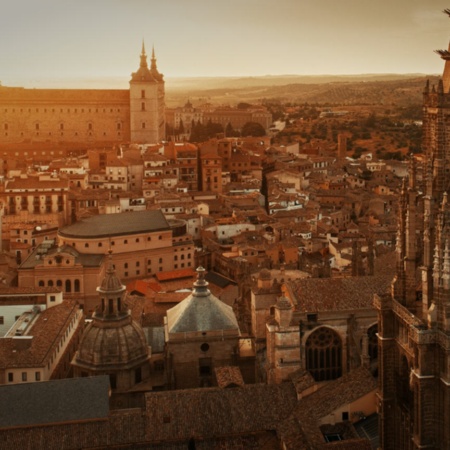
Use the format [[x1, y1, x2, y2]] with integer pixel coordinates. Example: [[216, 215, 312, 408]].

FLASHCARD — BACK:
[[65, 279, 72, 293], [48, 280, 54, 287], [74, 279, 80, 292], [38, 280, 45, 287], [305, 326, 342, 382], [56, 280, 62, 288]]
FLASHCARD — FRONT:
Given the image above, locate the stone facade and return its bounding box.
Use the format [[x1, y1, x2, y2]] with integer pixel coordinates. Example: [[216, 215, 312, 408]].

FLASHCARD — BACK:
[[0, 44, 164, 145], [164, 267, 247, 389], [377, 12, 450, 449]]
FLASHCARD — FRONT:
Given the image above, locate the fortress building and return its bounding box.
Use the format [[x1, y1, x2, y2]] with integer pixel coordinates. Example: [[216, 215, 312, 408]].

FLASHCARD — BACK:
[[376, 9, 450, 450], [0, 43, 165, 145]]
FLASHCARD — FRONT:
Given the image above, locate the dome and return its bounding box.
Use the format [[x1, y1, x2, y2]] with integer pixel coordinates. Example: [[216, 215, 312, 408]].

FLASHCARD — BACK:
[[75, 315, 149, 370], [166, 267, 240, 334]]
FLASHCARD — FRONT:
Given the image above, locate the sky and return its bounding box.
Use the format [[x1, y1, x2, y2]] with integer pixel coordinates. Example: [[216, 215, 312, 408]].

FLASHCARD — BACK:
[[1, 0, 450, 88]]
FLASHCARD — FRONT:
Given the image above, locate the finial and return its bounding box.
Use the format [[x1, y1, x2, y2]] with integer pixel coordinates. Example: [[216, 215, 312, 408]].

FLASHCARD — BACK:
[[192, 266, 210, 297], [141, 39, 146, 55]]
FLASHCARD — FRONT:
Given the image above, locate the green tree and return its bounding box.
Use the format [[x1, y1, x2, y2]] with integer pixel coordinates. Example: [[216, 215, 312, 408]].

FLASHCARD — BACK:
[[241, 121, 266, 137]]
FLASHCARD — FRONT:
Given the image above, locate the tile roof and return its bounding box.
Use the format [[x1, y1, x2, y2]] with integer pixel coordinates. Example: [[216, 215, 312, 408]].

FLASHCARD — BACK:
[[0, 300, 80, 368], [288, 275, 392, 312], [0, 376, 109, 428], [145, 383, 298, 442], [279, 367, 377, 450], [215, 366, 245, 388]]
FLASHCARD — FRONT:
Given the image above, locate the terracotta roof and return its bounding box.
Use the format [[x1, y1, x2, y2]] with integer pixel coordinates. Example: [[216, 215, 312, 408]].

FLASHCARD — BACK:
[[155, 268, 196, 282], [0, 300, 80, 368], [279, 367, 377, 450], [145, 383, 297, 442], [215, 366, 245, 388], [5, 178, 69, 190], [289, 275, 392, 312]]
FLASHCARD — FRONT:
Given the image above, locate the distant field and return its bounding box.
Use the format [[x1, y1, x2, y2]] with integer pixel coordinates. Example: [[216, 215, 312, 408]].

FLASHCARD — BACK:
[[164, 74, 439, 107]]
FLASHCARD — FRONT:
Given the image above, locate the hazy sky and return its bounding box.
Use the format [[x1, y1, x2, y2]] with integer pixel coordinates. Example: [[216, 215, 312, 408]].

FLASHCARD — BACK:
[[1, 0, 450, 87]]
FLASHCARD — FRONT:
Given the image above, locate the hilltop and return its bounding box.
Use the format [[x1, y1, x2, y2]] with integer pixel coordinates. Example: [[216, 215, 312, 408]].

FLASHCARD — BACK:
[[165, 73, 440, 107]]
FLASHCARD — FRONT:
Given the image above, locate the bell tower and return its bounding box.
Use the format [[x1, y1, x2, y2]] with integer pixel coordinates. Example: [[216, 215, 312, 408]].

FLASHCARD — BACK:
[[129, 42, 165, 143]]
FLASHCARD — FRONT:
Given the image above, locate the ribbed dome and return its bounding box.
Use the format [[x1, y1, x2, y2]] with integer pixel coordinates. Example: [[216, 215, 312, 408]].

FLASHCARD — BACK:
[[76, 316, 149, 370], [74, 250, 149, 372]]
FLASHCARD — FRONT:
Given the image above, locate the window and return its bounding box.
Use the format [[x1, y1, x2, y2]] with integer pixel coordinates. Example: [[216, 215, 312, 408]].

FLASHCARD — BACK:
[[305, 327, 342, 382], [35, 372, 41, 381], [22, 372, 27, 382], [124, 263, 128, 269], [0, 316, 3, 325], [136, 261, 140, 267], [8, 373, 13, 382], [141, 89, 145, 98], [141, 102, 146, 111], [141, 122, 146, 129], [50, 296, 56, 302]]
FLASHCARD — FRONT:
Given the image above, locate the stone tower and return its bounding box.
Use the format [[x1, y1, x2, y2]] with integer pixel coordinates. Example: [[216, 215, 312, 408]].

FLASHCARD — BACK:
[[129, 42, 165, 143], [376, 9, 450, 449], [71, 252, 150, 394]]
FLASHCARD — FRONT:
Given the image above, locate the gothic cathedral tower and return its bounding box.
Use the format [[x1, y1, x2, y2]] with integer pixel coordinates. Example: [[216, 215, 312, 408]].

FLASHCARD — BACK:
[[376, 9, 450, 450], [129, 42, 165, 143]]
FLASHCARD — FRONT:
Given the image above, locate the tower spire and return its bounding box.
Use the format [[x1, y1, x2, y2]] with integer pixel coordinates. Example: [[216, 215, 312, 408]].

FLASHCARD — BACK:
[[151, 45, 157, 71], [140, 40, 148, 69]]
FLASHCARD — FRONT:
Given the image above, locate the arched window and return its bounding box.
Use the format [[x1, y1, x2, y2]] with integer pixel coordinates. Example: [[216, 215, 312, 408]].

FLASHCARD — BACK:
[[48, 280, 54, 287], [305, 327, 342, 382], [74, 279, 80, 292], [56, 280, 62, 288], [65, 280, 72, 293], [38, 280, 45, 287]]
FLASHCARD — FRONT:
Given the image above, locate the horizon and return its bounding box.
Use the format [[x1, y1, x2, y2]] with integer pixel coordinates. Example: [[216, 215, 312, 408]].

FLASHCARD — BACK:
[[1, 1, 449, 87], [0, 72, 441, 91]]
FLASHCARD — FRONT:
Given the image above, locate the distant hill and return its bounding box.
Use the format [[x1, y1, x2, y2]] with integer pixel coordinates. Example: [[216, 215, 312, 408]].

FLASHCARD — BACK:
[[165, 73, 440, 107]]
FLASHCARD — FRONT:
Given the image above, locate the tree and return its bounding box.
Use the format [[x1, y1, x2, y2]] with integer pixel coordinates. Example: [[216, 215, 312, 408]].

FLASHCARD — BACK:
[[241, 121, 266, 137], [237, 102, 252, 110], [225, 122, 239, 137]]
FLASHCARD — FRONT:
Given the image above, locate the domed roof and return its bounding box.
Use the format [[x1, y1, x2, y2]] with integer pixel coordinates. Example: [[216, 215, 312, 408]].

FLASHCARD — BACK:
[[75, 315, 149, 370], [74, 251, 149, 371], [166, 267, 240, 334]]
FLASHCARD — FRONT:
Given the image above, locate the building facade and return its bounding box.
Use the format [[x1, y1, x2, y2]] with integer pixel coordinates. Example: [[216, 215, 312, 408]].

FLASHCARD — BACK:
[[0, 44, 165, 145], [376, 12, 450, 449], [17, 210, 195, 313]]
